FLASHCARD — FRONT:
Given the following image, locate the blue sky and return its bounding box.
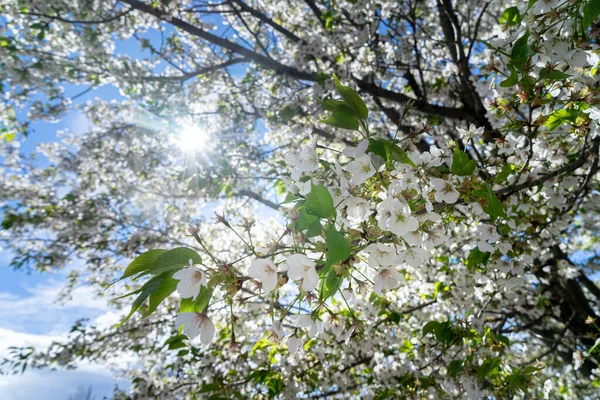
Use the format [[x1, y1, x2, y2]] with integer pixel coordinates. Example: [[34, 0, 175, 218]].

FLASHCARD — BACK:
[[0, 6, 302, 396], [0, 32, 150, 400], [0, 108, 128, 398], [0, 12, 250, 398]]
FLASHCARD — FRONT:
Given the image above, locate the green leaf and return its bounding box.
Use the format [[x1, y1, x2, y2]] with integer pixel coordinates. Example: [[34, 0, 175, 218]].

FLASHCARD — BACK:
[[465, 247, 491, 272], [0, 131, 16, 143], [320, 110, 359, 130], [451, 148, 477, 176], [305, 183, 335, 219], [472, 183, 506, 221], [367, 138, 389, 160], [163, 334, 188, 350], [250, 338, 272, 356], [1, 212, 19, 230], [267, 375, 285, 396], [316, 72, 328, 85], [294, 207, 319, 231], [435, 321, 455, 346], [545, 109, 577, 131], [582, 0, 600, 32], [180, 286, 214, 313], [143, 247, 202, 277], [399, 340, 414, 353], [422, 321, 441, 338], [388, 143, 417, 168], [306, 219, 322, 238], [142, 275, 178, 318], [112, 249, 167, 285], [448, 360, 464, 378], [199, 383, 221, 394], [325, 228, 351, 267], [500, 64, 518, 88], [321, 266, 343, 300], [478, 358, 501, 378], [321, 99, 355, 114], [527, 0, 538, 10], [118, 273, 171, 326], [495, 164, 515, 183], [422, 321, 455, 346], [333, 74, 368, 120], [587, 338, 600, 356], [539, 68, 570, 80], [278, 105, 301, 122], [368, 139, 417, 168], [500, 7, 521, 26], [510, 32, 535, 70]]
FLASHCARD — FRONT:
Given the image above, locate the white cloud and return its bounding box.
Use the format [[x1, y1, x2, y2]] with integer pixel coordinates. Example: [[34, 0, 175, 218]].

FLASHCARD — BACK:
[[0, 327, 62, 359], [0, 276, 129, 399], [0, 364, 123, 400]]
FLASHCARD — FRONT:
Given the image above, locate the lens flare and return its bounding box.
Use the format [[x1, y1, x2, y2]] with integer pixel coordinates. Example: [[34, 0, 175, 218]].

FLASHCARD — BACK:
[[178, 123, 210, 151]]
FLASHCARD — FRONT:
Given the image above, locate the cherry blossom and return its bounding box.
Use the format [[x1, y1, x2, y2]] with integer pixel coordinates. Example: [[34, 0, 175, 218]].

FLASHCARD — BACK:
[[175, 312, 215, 345], [247, 258, 279, 294], [430, 177, 459, 204], [286, 254, 319, 292], [172, 264, 208, 299], [346, 155, 376, 185], [373, 266, 403, 295]]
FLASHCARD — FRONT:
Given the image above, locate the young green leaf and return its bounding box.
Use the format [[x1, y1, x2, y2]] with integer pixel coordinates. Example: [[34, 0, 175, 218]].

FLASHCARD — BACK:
[[422, 321, 441, 337], [539, 68, 570, 80], [495, 164, 515, 183], [320, 110, 359, 130], [180, 286, 214, 313], [141, 247, 202, 277], [332, 74, 368, 120], [500, 7, 521, 26], [582, 0, 600, 32], [510, 32, 534, 69], [306, 219, 322, 238], [321, 266, 343, 300], [142, 275, 178, 318], [305, 183, 335, 219], [321, 98, 355, 114], [118, 249, 167, 281], [368, 139, 417, 168], [451, 148, 477, 176], [388, 142, 417, 168], [465, 247, 491, 272], [367, 139, 389, 161], [472, 183, 506, 221], [325, 228, 351, 267], [118, 273, 172, 326], [545, 109, 577, 131], [500, 64, 518, 88], [294, 207, 319, 231]]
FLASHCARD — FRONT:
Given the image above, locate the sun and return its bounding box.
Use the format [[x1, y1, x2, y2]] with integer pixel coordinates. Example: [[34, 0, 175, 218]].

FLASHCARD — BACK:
[[177, 123, 210, 152]]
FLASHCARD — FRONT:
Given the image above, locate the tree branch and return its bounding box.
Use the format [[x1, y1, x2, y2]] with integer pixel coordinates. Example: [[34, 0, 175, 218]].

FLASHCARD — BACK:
[[497, 137, 600, 199], [143, 58, 248, 82], [120, 0, 316, 81]]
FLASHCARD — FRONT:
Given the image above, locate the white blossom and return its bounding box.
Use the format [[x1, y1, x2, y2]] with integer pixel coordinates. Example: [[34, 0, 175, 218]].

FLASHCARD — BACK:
[[248, 258, 279, 294], [287, 254, 319, 292], [175, 312, 215, 345]]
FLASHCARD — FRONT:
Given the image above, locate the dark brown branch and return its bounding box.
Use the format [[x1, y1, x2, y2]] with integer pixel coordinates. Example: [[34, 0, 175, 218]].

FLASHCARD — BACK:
[[229, 0, 302, 43], [497, 137, 600, 199], [143, 58, 248, 82], [355, 79, 475, 121], [22, 9, 132, 25], [237, 189, 280, 210], [120, 0, 316, 81]]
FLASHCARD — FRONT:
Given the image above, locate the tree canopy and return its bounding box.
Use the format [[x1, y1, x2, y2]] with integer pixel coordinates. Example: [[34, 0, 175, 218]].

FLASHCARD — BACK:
[[2, 0, 600, 398]]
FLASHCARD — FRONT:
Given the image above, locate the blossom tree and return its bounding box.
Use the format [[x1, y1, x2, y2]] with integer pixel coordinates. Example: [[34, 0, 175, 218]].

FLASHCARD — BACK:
[[2, 0, 600, 398]]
